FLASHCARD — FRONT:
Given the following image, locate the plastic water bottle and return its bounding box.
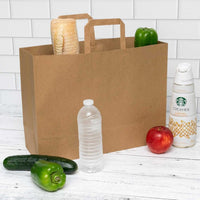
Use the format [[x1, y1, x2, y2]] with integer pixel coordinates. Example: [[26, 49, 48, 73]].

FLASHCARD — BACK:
[[77, 99, 104, 173], [169, 63, 197, 147]]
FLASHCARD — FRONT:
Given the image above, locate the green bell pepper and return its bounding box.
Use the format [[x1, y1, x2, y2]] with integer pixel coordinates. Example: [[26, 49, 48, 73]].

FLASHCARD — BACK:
[[134, 27, 158, 47], [31, 160, 66, 192]]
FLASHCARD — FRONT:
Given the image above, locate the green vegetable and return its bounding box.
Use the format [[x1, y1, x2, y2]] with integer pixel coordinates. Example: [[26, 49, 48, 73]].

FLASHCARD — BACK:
[[3, 154, 78, 174], [31, 160, 66, 192], [134, 27, 158, 47]]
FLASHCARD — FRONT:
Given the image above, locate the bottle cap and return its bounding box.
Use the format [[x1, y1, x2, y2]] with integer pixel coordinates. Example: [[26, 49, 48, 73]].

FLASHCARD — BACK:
[[83, 99, 94, 106], [174, 63, 193, 85]]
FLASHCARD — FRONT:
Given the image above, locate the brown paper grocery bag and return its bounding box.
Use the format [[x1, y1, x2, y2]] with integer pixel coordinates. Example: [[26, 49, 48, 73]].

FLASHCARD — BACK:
[[20, 16, 168, 159]]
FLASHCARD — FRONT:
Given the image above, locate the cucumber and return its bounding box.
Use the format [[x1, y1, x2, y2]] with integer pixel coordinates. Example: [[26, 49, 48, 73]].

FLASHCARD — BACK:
[[3, 155, 78, 174]]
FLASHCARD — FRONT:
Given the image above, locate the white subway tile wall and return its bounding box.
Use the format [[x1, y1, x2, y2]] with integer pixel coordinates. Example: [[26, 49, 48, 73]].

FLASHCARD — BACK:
[[0, 38, 13, 55], [94, 26, 113, 39], [0, 56, 20, 73], [167, 59, 199, 78], [10, 0, 50, 19], [195, 79, 200, 98], [92, 0, 133, 19], [179, 0, 200, 19], [0, 0, 10, 18], [0, 20, 32, 37], [0, 0, 199, 125], [0, 73, 16, 90], [15, 74, 21, 90], [13, 38, 51, 55], [113, 20, 156, 37], [50, 0, 91, 18], [32, 20, 51, 38], [157, 20, 200, 39], [198, 99, 200, 114], [178, 40, 200, 59], [134, 0, 178, 19], [167, 78, 174, 97], [76, 19, 89, 39], [161, 40, 177, 59], [0, 91, 22, 105]]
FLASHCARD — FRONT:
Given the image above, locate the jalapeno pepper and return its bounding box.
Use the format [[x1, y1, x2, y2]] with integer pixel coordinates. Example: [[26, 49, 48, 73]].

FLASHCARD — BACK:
[[134, 27, 158, 47], [31, 160, 66, 192]]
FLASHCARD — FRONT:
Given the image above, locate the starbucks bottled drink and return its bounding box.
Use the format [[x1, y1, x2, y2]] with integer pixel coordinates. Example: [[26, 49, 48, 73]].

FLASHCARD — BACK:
[[169, 63, 197, 147]]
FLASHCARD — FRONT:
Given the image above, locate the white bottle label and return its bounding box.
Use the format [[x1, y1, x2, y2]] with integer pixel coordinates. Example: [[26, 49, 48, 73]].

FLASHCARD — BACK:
[[170, 92, 196, 116], [169, 114, 197, 147]]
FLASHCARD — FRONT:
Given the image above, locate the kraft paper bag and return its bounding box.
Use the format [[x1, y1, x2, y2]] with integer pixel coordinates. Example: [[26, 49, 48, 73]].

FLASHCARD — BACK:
[[20, 15, 168, 159]]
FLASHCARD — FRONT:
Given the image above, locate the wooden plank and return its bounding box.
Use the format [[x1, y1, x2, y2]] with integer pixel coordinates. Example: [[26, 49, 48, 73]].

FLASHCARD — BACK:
[[0, 115, 23, 130], [1, 113, 200, 200]]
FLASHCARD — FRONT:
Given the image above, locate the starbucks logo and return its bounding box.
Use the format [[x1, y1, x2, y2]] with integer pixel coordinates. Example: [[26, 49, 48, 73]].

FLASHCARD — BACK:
[[176, 97, 187, 107]]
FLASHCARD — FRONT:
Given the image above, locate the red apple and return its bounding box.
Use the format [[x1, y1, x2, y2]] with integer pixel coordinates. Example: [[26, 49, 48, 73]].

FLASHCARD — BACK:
[[146, 126, 173, 154]]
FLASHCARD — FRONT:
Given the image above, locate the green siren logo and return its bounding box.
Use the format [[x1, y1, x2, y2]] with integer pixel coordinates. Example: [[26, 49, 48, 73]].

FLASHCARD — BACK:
[[176, 97, 187, 107]]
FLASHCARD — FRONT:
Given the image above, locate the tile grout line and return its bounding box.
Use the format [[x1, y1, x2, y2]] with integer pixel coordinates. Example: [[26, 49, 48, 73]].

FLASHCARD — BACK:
[[8, 0, 12, 19], [155, 19, 158, 31], [90, 0, 93, 17], [0, 18, 52, 20], [0, 128, 24, 132], [177, 0, 180, 19], [199, 61, 200, 79], [176, 39, 178, 59], [30, 19, 33, 37], [14, 73, 18, 90], [0, 88, 21, 92], [11, 37, 14, 56], [169, 58, 200, 61], [49, 0, 51, 18], [160, 38, 200, 41], [132, 0, 135, 19], [0, 72, 19, 75], [0, 36, 51, 39], [1, 18, 200, 21], [1, 37, 200, 41]]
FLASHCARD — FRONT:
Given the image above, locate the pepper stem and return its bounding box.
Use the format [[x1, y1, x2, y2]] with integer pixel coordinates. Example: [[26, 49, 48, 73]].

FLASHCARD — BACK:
[[51, 172, 61, 184]]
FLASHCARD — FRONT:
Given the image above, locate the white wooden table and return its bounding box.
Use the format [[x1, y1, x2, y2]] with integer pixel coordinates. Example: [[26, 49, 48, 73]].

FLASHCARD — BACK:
[[1, 105, 200, 200]]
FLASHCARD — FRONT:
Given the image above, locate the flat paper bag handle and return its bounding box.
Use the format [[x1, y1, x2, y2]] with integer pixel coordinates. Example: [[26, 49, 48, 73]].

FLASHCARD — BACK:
[[84, 18, 126, 54], [58, 13, 95, 44], [58, 13, 93, 20]]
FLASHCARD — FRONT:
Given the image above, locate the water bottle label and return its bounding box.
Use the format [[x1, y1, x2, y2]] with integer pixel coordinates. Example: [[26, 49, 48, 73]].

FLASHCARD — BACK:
[[170, 92, 196, 116], [169, 114, 197, 147]]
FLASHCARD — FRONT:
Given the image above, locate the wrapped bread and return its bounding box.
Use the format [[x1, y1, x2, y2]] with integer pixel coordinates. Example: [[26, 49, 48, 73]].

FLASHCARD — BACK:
[[51, 19, 79, 55]]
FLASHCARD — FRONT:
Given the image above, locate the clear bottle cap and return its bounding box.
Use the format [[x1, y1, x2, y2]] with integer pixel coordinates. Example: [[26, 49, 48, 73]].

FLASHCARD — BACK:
[[174, 63, 193, 85], [83, 99, 94, 106]]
